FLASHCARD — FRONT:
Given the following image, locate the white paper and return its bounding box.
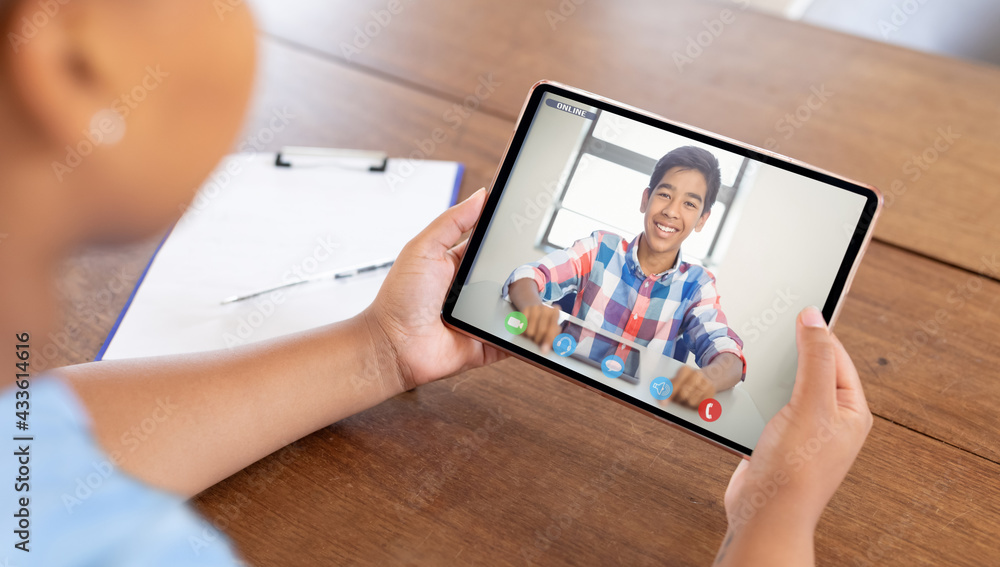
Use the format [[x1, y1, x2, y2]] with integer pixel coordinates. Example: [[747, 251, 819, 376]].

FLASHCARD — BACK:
[[100, 153, 460, 360]]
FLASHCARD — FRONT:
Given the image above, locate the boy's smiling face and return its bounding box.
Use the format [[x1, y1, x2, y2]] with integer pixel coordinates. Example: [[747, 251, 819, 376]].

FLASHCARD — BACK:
[[639, 166, 711, 267]]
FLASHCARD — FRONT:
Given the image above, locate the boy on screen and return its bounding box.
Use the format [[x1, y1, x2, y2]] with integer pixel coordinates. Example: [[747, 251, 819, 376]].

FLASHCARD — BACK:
[[503, 146, 746, 408]]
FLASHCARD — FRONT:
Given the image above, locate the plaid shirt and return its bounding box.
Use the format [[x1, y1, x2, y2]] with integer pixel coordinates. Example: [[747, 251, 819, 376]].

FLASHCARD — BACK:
[[502, 230, 746, 379]]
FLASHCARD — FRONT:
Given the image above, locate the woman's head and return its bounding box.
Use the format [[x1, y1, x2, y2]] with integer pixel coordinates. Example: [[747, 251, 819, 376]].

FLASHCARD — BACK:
[[0, 0, 256, 245]]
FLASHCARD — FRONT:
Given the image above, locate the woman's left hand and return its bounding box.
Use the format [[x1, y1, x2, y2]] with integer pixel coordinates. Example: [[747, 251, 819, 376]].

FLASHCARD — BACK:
[[364, 188, 508, 392]]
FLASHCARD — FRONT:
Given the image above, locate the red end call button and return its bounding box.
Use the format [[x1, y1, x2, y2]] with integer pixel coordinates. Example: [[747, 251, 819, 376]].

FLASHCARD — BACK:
[[698, 398, 722, 422]]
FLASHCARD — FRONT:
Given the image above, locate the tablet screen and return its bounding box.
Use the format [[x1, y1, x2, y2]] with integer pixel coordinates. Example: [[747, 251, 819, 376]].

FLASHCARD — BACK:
[[444, 83, 880, 455]]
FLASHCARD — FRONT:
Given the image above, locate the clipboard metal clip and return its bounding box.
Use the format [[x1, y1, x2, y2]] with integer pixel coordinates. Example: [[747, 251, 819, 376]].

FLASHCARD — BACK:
[[275, 146, 389, 172]]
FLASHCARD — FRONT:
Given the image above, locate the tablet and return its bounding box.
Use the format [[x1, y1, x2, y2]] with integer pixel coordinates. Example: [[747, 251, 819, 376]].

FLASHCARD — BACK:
[[442, 81, 882, 456]]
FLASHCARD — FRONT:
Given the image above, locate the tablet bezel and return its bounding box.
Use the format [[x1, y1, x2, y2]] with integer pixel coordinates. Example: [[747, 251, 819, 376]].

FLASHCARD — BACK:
[[442, 81, 883, 457]]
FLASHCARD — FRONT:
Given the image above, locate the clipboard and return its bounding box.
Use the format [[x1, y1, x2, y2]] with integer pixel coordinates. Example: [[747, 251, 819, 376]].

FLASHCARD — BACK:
[[96, 148, 464, 361]]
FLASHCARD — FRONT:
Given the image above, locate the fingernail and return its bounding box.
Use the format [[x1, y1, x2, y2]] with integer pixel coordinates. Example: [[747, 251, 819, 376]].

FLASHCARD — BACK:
[[801, 305, 827, 329], [458, 190, 477, 205]]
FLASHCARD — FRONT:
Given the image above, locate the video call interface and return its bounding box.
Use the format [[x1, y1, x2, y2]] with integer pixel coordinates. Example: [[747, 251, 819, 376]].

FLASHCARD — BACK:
[[450, 91, 872, 451]]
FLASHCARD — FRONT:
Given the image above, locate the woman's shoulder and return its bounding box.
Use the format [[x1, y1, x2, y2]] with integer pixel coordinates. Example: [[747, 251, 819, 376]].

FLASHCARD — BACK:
[[3, 377, 242, 566]]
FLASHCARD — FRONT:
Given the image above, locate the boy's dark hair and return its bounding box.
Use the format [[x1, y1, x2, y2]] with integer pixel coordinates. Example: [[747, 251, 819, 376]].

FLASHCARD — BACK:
[[647, 146, 722, 214]]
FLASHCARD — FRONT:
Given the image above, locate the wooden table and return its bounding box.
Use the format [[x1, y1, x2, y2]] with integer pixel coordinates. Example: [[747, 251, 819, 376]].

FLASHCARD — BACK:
[[52, 1, 1000, 565]]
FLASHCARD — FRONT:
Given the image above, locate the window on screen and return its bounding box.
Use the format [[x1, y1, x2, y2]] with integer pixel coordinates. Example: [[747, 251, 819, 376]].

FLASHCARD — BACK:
[[537, 110, 754, 268]]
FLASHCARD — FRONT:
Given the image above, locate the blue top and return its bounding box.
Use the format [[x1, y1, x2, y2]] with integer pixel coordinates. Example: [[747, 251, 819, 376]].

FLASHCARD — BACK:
[[4, 378, 241, 566]]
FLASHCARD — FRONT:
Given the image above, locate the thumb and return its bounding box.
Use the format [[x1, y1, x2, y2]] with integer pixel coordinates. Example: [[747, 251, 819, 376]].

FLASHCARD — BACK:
[[790, 305, 837, 410], [412, 188, 487, 256]]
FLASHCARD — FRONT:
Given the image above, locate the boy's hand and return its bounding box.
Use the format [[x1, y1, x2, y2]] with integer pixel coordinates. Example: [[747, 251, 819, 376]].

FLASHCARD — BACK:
[[714, 306, 872, 565], [363, 189, 507, 392], [520, 303, 563, 354], [506, 277, 564, 354], [668, 365, 716, 408]]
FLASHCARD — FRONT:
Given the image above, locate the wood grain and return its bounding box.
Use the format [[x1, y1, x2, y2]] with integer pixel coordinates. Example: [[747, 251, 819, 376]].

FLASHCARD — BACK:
[[236, 40, 1000, 463], [192, 360, 1000, 566], [39, 237, 161, 373], [248, 0, 1000, 277], [51, 33, 1000, 566], [838, 243, 1000, 462]]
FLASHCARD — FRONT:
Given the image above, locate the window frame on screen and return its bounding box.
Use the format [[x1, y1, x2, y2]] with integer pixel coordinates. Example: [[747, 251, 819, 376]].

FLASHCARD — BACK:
[[536, 109, 754, 267]]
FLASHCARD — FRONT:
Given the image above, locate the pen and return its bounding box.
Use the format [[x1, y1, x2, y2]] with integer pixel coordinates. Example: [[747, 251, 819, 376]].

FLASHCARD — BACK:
[[220, 258, 395, 305]]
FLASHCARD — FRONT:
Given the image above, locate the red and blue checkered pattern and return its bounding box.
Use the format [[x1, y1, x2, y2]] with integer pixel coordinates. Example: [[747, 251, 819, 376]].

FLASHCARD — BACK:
[[502, 231, 746, 379]]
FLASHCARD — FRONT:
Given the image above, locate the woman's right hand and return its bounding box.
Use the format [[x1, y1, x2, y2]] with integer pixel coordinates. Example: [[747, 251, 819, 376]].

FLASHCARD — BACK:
[[715, 305, 873, 566]]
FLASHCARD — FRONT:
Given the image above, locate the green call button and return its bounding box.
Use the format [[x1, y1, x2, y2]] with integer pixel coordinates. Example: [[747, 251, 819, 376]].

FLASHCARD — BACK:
[[505, 311, 528, 335]]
